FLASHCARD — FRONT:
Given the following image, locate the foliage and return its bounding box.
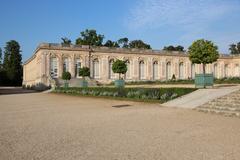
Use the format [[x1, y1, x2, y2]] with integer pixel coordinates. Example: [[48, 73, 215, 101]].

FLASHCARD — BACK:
[[163, 45, 184, 51], [118, 38, 129, 48], [75, 29, 104, 46], [79, 67, 90, 77], [61, 37, 71, 45], [112, 59, 127, 79], [188, 39, 219, 74], [2, 40, 23, 86], [0, 48, 2, 69], [53, 87, 196, 103], [62, 71, 71, 80], [229, 42, 240, 54], [129, 40, 151, 49], [104, 40, 119, 48], [214, 77, 240, 84]]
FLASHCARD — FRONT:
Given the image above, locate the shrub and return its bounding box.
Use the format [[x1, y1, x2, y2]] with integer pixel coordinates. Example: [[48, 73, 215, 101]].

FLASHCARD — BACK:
[[53, 87, 196, 103], [112, 59, 127, 79], [62, 71, 71, 80], [79, 67, 90, 79]]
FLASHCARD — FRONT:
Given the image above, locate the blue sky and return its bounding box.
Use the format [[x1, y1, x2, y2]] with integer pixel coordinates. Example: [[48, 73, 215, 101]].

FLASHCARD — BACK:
[[0, 0, 240, 61]]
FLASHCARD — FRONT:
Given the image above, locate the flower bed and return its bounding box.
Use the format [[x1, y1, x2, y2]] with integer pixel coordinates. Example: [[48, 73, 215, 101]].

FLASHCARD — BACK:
[[53, 87, 197, 103]]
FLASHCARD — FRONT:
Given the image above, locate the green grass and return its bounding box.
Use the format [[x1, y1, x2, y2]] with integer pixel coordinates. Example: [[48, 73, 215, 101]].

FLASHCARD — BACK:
[[53, 87, 197, 103]]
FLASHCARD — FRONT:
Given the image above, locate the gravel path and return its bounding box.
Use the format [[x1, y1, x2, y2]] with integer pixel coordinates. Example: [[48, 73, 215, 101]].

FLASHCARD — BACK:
[[1, 93, 240, 160]]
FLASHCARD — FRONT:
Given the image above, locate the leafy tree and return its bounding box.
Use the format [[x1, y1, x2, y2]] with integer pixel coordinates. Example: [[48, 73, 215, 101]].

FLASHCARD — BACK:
[[188, 39, 219, 75], [237, 42, 240, 54], [61, 37, 71, 45], [3, 40, 22, 86], [163, 45, 184, 51], [229, 44, 239, 54], [104, 40, 119, 48], [75, 29, 104, 46], [129, 40, 151, 49], [112, 59, 127, 79], [62, 71, 71, 80], [79, 67, 90, 79], [0, 48, 2, 69], [118, 38, 129, 48]]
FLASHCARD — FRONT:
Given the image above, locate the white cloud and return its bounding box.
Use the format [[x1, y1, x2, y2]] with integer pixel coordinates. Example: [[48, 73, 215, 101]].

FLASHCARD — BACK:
[[125, 0, 240, 53]]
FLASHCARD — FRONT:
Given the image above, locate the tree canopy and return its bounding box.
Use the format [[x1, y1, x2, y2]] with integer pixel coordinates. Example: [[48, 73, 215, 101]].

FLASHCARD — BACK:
[[62, 71, 71, 80], [104, 40, 119, 48], [188, 39, 219, 74], [229, 42, 240, 54], [112, 59, 127, 79], [79, 67, 90, 78], [0, 48, 2, 69], [2, 40, 23, 85], [129, 40, 151, 49], [76, 29, 104, 46], [118, 38, 129, 48], [163, 45, 184, 52]]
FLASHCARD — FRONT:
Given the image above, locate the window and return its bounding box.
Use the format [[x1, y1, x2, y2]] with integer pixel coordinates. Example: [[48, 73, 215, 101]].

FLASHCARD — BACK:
[[75, 59, 81, 78], [166, 62, 171, 80], [153, 61, 158, 80], [139, 61, 145, 80], [93, 59, 100, 79], [50, 57, 58, 78], [63, 58, 69, 72], [179, 62, 184, 79]]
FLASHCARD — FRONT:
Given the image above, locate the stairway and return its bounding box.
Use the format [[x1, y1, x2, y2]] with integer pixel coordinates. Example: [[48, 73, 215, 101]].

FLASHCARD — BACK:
[[195, 90, 240, 117]]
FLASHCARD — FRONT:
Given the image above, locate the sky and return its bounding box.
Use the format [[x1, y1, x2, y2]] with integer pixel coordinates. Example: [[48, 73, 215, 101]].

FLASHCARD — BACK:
[[0, 0, 240, 61]]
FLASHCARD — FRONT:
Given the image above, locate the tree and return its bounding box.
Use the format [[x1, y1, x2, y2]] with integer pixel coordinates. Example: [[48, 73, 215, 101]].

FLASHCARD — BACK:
[[112, 59, 127, 79], [118, 38, 129, 48], [188, 39, 219, 75], [61, 37, 71, 45], [0, 48, 2, 69], [163, 45, 184, 51], [79, 67, 90, 79], [104, 40, 119, 48], [129, 40, 151, 49], [229, 44, 238, 54], [3, 40, 22, 86], [237, 42, 240, 54], [75, 29, 104, 46], [62, 71, 71, 81]]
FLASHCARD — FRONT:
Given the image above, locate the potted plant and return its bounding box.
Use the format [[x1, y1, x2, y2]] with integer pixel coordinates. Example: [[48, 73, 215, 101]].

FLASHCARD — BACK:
[[188, 39, 219, 88], [62, 71, 71, 88], [79, 67, 90, 87], [112, 59, 127, 88]]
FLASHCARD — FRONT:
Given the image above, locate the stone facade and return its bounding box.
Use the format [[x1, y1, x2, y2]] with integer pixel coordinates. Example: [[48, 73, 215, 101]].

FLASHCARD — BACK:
[[23, 43, 240, 87]]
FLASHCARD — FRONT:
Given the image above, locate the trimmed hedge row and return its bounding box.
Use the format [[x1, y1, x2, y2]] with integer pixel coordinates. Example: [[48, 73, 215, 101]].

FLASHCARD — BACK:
[[53, 87, 197, 103]]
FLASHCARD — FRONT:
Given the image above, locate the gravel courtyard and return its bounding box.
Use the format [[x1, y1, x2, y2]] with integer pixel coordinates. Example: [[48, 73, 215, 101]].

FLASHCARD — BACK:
[[1, 93, 240, 160]]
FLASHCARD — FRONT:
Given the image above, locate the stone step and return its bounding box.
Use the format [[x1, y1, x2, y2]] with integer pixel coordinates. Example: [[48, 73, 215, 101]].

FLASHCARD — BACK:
[[196, 108, 240, 117], [198, 105, 240, 112]]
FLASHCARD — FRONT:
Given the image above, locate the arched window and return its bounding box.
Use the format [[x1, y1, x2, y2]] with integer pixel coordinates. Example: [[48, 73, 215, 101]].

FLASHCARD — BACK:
[[75, 58, 81, 78], [179, 62, 184, 79], [50, 57, 58, 78], [191, 64, 195, 79], [166, 62, 171, 80], [63, 58, 69, 72], [139, 60, 145, 80], [153, 61, 158, 80], [125, 60, 131, 80], [93, 59, 100, 79], [224, 64, 228, 77], [213, 64, 218, 78], [109, 59, 114, 79]]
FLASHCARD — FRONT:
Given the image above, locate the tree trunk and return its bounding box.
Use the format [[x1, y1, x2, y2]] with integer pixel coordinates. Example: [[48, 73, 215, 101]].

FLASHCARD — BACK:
[[203, 64, 206, 75]]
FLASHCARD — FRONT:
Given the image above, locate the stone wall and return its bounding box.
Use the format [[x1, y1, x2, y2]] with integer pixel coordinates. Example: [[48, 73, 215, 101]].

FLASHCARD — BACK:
[[23, 43, 240, 87]]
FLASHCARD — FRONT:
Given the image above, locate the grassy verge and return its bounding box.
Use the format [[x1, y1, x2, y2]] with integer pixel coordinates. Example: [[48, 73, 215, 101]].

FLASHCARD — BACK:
[[53, 87, 197, 103]]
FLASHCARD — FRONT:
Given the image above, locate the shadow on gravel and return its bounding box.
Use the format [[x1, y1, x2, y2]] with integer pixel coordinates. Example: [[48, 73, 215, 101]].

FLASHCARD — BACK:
[[112, 104, 131, 108], [0, 87, 37, 95]]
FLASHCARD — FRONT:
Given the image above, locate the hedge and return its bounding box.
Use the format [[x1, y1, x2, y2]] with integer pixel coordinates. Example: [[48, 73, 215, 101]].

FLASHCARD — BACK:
[[53, 87, 197, 103]]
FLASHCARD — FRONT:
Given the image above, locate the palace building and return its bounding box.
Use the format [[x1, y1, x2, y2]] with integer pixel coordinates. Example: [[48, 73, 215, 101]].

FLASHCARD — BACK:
[[23, 43, 240, 87]]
